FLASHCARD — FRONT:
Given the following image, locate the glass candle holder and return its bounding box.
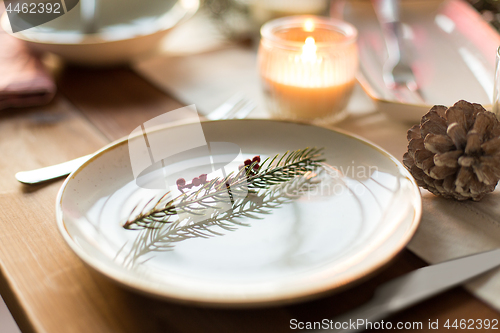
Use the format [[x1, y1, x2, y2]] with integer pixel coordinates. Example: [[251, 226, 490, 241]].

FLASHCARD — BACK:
[[258, 15, 358, 123]]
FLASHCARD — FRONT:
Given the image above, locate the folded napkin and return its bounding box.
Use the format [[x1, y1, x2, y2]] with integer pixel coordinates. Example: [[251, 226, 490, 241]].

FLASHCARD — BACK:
[[0, 32, 56, 110]]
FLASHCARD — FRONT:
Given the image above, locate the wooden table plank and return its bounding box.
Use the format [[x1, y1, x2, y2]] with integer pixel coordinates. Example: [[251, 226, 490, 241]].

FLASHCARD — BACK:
[[0, 97, 107, 192], [0, 66, 498, 333], [58, 66, 185, 141]]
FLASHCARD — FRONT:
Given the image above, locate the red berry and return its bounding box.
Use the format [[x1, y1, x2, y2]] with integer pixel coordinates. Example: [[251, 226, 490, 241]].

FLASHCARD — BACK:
[[253, 164, 260, 170], [192, 177, 201, 186], [252, 156, 261, 163], [176, 178, 186, 186], [199, 174, 207, 183], [244, 159, 252, 166]]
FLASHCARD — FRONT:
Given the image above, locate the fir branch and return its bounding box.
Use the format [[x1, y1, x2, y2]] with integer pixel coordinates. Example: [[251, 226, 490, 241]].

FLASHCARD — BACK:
[[123, 147, 325, 230], [122, 170, 322, 267]]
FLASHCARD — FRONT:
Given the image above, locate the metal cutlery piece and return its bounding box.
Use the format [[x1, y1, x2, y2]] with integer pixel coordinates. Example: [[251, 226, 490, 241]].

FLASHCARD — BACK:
[[374, 0, 425, 104], [312, 248, 500, 333], [15, 95, 255, 185], [15, 154, 93, 185], [80, 0, 99, 34], [204, 93, 256, 120]]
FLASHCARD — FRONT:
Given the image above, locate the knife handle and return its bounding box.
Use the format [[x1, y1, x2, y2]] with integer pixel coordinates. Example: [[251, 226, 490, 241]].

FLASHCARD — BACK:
[[373, 0, 400, 24], [15, 154, 92, 184]]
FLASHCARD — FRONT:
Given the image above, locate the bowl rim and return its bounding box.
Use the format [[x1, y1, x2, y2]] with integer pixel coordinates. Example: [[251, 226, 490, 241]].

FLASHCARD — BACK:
[[0, 0, 199, 45]]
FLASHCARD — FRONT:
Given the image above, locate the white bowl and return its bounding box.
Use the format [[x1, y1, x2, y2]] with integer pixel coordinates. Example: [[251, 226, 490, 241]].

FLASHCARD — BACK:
[[1, 0, 199, 66]]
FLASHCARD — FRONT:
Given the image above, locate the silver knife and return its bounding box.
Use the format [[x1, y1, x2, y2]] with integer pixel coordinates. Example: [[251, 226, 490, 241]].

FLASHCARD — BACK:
[[312, 249, 500, 333]]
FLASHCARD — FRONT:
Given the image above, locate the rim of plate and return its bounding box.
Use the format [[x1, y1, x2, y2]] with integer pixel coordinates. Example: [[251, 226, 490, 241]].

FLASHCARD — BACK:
[[55, 118, 422, 307]]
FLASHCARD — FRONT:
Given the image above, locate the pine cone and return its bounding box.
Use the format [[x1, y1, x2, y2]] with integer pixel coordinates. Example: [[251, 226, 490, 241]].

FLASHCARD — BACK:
[[403, 100, 500, 201]]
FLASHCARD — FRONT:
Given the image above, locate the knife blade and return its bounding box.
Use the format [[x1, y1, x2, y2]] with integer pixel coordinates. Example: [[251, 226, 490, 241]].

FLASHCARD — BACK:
[[312, 249, 500, 333], [15, 154, 92, 184]]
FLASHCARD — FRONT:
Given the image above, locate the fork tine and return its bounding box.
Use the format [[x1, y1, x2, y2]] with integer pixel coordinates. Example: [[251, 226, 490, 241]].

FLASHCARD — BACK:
[[205, 93, 245, 120], [391, 86, 426, 105], [220, 99, 246, 120], [410, 86, 426, 104]]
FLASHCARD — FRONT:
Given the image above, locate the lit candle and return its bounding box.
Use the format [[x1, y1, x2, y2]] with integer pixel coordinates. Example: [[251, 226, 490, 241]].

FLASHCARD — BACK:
[[258, 16, 358, 123]]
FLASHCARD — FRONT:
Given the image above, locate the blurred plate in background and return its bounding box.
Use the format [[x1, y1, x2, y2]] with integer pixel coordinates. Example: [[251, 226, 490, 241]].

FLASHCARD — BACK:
[[0, 0, 199, 66]]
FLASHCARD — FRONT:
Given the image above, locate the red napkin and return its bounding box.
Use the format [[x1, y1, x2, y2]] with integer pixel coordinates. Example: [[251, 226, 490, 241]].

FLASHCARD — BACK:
[[0, 32, 56, 110]]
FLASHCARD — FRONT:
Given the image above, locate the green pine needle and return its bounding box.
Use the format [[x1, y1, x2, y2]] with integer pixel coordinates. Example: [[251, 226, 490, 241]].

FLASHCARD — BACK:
[[121, 167, 323, 267], [123, 147, 325, 230]]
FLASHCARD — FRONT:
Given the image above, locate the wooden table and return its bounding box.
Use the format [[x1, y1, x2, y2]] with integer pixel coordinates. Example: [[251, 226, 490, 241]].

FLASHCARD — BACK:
[[0, 66, 498, 333]]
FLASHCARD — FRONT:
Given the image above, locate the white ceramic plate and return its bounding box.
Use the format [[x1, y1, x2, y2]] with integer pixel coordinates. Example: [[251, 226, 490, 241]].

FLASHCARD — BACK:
[[56, 119, 421, 306], [341, 0, 500, 122]]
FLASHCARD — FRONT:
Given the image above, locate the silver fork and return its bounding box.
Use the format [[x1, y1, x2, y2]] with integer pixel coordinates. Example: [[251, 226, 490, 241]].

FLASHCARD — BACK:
[[374, 0, 425, 104], [15, 95, 255, 185]]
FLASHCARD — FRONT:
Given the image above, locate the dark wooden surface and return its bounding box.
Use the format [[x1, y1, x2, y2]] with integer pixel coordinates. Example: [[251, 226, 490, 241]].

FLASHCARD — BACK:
[[0, 66, 498, 333]]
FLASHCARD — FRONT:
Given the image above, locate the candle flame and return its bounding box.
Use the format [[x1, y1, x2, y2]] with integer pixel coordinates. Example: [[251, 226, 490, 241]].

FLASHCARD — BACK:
[[304, 19, 315, 32], [300, 37, 317, 63]]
